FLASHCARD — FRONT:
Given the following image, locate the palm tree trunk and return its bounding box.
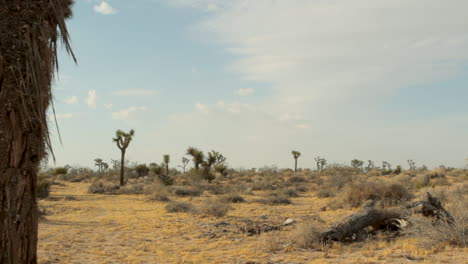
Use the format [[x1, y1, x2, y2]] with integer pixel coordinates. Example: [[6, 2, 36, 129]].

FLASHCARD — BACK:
[[294, 158, 298, 172], [120, 150, 125, 186], [0, 93, 40, 263], [1, 1, 75, 262]]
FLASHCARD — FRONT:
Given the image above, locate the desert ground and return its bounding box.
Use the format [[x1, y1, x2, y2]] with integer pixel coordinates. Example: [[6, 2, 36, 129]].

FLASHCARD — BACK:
[[38, 166, 467, 264]]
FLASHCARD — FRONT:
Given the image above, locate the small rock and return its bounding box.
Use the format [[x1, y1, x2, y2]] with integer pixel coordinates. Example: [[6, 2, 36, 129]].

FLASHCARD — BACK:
[[283, 218, 294, 226]]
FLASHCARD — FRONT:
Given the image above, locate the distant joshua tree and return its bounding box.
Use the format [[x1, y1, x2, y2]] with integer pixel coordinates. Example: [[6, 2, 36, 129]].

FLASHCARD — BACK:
[[210, 150, 227, 166], [382, 161, 391, 171], [163, 154, 170, 176], [113, 129, 135, 186], [407, 160, 416, 170], [315, 156, 327, 172], [365, 160, 375, 172], [94, 158, 105, 173], [291, 150, 301, 172], [201, 151, 216, 174], [178, 157, 190, 173], [187, 147, 204, 171], [351, 159, 364, 170]]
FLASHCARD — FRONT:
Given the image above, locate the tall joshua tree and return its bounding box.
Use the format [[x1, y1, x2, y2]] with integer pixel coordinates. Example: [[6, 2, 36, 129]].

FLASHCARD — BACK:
[[113, 129, 135, 186], [0, 1, 75, 262], [187, 147, 204, 171], [163, 154, 170, 176], [291, 150, 301, 172]]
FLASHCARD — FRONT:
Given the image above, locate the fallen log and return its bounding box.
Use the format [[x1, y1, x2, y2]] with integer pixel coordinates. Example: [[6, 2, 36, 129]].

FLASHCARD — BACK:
[[320, 193, 454, 243], [406, 192, 455, 224], [320, 200, 406, 242]]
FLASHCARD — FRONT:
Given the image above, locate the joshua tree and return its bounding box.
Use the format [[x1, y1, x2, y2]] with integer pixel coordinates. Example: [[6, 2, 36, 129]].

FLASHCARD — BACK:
[[351, 159, 364, 170], [0, 1, 75, 262], [113, 129, 135, 186], [210, 150, 227, 166], [178, 157, 190, 173], [102, 162, 109, 172], [315, 156, 327, 172], [186, 147, 204, 171], [94, 158, 104, 173], [365, 160, 375, 172], [163, 154, 170, 176], [203, 152, 217, 171], [291, 150, 301, 172], [382, 161, 391, 171], [407, 159, 416, 170]]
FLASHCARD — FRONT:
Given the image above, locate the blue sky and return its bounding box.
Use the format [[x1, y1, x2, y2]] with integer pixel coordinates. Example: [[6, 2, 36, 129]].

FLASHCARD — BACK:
[[49, 0, 468, 169]]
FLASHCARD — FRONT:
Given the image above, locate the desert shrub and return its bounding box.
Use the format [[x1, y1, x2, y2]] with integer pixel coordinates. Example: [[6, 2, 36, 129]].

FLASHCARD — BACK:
[[315, 168, 356, 198], [135, 164, 150, 177], [158, 174, 174, 186], [288, 221, 325, 249], [118, 183, 144, 195], [219, 194, 245, 203], [145, 183, 170, 202], [257, 192, 292, 205], [252, 179, 277, 191], [405, 204, 467, 247], [165, 202, 194, 213], [174, 187, 202, 197], [37, 173, 51, 199], [339, 180, 413, 208], [288, 176, 307, 183], [294, 185, 308, 192], [52, 167, 68, 176], [205, 183, 231, 195], [281, 187, 299, 197], [87, 182, 120, 194], [411, 169, 451, 189], [199, 200, 233, 217], [317, 189, 335, 198]]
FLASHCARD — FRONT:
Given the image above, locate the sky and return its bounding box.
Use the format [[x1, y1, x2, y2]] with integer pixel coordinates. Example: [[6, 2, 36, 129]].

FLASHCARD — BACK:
[[49, 0, 468, 170]]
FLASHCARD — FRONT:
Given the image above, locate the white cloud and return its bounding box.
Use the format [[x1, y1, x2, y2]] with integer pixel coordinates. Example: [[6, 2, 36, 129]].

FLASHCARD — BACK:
[[112, 106, 147, 121], [104, 103, 113, 109], [296, 123, 310, 129], [64, 96, 78, 105], [113, 89, 158, 96], [236, 88, 254, 96], [94, 1, 118, 15], [177, 0, 468, 119], [159, 1, 468, 168], [85, 90, 97, 109], [195, 103, 209, 113]]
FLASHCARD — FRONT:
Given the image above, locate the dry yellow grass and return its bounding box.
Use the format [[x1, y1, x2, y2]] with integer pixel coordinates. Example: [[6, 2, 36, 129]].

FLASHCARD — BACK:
[[38, 180, 467, 264]]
